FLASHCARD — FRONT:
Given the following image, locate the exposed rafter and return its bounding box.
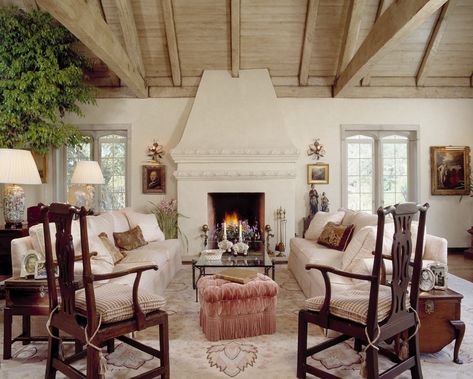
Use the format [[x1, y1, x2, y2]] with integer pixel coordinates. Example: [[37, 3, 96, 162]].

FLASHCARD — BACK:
[[231, 0, 240, 78], [36, 0, 147, 97], [337, 0, 365, 76], [416, 0, 456, 86], [162, 0, 181, 86], [334, 0, 448, 97], [115, 0, 146, 77], [299, 0, 320, 86], [86, 0, 106, 20]]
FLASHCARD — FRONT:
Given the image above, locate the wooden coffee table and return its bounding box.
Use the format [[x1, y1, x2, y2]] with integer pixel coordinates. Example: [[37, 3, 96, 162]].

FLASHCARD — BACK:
[[192, 250, 275, 301], [418, 288, 465, 364]]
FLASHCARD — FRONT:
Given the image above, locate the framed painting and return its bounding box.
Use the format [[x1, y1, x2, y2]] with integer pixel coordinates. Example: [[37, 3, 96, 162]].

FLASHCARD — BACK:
[[143, 165, 166, 194], [430, 146, 470, 195], [307, 163, 329, 184]]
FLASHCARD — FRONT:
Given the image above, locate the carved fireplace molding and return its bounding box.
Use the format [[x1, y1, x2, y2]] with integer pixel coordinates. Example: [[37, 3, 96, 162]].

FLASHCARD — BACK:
[[171, 148, 299, 163], [173, 169, 297, 180]]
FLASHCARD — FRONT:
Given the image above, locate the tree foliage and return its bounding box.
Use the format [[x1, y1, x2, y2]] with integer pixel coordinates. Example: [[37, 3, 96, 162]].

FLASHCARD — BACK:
[[0, 7, 96, 153]]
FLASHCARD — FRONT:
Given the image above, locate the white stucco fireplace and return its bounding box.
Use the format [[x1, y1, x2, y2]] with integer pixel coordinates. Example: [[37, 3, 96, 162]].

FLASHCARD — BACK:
[[171, 69, 299, 256]]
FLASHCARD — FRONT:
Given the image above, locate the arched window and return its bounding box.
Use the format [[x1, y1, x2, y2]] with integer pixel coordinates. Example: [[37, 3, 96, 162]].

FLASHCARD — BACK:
[[62, 126, 129, 211], [342, 127, 418, 212]]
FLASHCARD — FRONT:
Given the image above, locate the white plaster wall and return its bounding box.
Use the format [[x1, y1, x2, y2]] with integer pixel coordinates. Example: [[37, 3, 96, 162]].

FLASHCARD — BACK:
[[20, 97, 473, 249]]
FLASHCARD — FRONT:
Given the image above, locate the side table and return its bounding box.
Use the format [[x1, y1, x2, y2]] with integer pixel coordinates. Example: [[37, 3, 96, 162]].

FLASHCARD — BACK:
[[418, 288, 465, 364], [3, 277, 80, 359], [0, 226, 28, 276]]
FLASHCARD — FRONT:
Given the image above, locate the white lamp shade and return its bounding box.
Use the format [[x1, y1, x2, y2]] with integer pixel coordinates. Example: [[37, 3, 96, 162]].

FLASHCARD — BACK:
[[71, 161, 105, 184], [0, 148, 42, 185]]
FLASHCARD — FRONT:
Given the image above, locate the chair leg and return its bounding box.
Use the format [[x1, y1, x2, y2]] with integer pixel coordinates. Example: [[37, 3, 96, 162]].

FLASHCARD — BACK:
[[297, 311, 308, 379], [354, 338, 363, 352], [409, 334, 423, 379], [106, 339, 115, 353], [365, 346, 379, 379], [45, 328, 59, 379], [86, 347, 101, 379], [160, 315, 170, 379]]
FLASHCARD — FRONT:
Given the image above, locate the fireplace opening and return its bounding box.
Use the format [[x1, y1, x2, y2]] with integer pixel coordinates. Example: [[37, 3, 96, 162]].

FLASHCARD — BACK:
[[208, 192, 265, 248]]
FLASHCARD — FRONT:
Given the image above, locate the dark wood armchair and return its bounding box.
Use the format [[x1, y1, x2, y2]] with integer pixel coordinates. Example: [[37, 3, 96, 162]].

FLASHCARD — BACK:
[[41, 203, 170, 379], [297, 202, 428, 379]]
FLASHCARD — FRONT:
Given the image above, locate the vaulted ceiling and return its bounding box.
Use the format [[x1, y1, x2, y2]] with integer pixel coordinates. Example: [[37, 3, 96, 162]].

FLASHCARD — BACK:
[[2, 0, 473, 98]]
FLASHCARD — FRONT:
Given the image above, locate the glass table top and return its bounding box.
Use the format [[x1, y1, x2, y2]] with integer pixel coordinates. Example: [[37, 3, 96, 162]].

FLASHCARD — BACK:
[[194, 250, 273, 268]]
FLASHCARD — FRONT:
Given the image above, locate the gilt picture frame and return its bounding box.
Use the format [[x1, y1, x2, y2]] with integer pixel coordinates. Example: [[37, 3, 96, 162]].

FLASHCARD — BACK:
[[143, 165, 166, 194], [430, 146, 470, 195], [307, 163, 329, 184], [32, 151, 48, 183]]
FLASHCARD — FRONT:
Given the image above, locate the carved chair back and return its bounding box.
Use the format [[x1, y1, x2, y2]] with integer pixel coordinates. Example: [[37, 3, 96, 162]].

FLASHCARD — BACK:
[[367, 203, 428, 332]]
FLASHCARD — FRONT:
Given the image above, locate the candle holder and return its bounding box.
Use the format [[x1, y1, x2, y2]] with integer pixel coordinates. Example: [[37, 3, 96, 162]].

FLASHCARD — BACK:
[[201, 224, 209, 248]]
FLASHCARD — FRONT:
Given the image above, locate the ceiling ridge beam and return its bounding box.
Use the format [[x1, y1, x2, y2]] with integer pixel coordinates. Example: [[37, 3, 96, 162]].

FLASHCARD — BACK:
[[115, 0, 146, 78], [337, 0, 365, 76], [162, 0, 181, 86], [334, 0, 448, 97], [37, 0, 147, 98], [299, 0, 320, 86], [231, 0, 240, 78], [416, 0, 456, 87]]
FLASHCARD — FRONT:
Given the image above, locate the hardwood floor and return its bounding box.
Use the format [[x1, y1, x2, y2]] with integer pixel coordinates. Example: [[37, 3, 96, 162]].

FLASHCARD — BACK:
[[448, 252, 473, 282]]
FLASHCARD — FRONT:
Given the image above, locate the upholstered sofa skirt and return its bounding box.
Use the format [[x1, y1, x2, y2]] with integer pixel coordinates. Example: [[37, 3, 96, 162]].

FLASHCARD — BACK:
[[197, 274, 278, 341]]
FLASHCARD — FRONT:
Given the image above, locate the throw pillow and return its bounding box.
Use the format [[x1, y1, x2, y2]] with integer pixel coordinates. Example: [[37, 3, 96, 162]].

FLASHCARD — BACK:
[[98, 232, 126, 264], [304, 211, 345, 240], [317, 222, 355, 251], [123, 209, 165, 242], [113, 226, 148, 251]]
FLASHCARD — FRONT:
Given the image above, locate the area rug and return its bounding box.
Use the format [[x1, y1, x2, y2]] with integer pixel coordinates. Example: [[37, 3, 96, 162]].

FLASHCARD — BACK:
[[1, 268, 472, 378]]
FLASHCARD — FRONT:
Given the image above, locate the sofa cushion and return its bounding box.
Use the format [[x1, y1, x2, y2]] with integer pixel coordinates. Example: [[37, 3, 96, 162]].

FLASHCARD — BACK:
[[75, 283, 166, 324], [113, 226, 148, 251], [87, 214, 114, 240], [118, 245, 169, 267], [305, 211, 345, 240], [107, 210, 130, 233], [317, 222, 354, 251], [342, 226, 372, 271], [98, 232, 125, 264], [124, 209, 165, 242]]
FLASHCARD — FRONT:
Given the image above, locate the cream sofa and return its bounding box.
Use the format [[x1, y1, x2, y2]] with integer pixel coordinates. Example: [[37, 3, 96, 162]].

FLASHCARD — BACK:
[[288, 209, 448, 298], [11, 208, 182, 296]]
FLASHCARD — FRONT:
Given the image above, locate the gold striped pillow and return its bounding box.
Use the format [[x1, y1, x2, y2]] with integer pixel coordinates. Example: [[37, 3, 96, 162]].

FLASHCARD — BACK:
[[76, 283, 166, 324]]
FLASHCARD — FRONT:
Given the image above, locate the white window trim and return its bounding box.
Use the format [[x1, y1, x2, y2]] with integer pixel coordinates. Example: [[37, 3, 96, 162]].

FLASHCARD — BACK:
[[341, 124, 420, 211], [53, 124, 132, 209]]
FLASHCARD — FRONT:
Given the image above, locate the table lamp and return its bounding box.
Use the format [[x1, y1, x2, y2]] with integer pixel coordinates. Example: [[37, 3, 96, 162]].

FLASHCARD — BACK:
[[0, 148, 42, 228], [68, 160, 105, 211]]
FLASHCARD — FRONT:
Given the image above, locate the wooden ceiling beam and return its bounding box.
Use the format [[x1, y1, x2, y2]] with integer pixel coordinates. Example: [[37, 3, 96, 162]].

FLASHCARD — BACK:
[[375, 0, 394, 19], [416, 0, 456, 87], [86, 0, 106, 20], [334, 0, 448, 97], [162, 0, 181, 86], [37, 0, 147, 97], [299, 0, 320, 86], [115, 0, 146, 77], [337, 0, 365, 76], [231, 0, 240, 78]]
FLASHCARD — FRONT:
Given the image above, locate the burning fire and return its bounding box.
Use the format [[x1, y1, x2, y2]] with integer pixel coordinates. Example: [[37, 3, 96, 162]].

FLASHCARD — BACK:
[[224, 211, 240, 225]]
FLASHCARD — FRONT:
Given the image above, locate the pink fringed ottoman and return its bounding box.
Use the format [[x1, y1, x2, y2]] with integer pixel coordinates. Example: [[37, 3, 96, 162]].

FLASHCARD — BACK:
[[197, 273, 279, 341]]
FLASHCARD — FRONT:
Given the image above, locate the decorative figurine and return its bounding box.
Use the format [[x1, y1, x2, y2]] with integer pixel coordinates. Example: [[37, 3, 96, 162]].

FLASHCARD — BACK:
[[320, 192, 329, 212], [233, 241, 249, 256], [307, 138, 326, 160], [265, 224, 274, 256], [309, 184, 319, 216]]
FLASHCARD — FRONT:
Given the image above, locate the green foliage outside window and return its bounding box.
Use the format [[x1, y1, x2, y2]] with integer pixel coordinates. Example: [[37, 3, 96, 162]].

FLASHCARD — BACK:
[[0, 7, 95, 153]]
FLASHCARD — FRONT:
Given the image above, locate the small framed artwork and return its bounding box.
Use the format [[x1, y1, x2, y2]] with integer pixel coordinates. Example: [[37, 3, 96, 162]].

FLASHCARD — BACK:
[[143, 165, 166, 194], [34, 260, 47, 279], [21, 251, 39, 278], [307, 163, 329, 184], [430, 146, 470, 195], [428, 262, 448, 290]]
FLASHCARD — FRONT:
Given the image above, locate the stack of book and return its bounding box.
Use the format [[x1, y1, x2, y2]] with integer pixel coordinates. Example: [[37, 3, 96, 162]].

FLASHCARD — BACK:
[[215, 268, 258, 284]]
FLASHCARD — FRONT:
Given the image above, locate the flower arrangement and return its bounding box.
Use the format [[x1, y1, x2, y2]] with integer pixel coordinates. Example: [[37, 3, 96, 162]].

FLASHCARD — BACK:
[[149, 199, 183, 240], [212, 220, 262, 244]]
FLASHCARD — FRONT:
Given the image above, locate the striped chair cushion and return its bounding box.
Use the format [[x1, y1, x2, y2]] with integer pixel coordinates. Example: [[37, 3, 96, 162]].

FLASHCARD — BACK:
[[76, 283, 166, 324], [305, 284, 401, 325]]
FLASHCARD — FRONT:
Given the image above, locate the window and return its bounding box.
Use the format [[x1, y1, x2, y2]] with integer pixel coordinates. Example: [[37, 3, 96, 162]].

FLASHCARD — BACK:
[[63, 127, 129, 211], [342, 126, 418, 213]]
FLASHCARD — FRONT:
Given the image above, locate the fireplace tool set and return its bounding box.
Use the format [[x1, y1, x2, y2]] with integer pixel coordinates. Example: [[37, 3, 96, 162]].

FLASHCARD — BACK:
[[275, 207, 286, 256]]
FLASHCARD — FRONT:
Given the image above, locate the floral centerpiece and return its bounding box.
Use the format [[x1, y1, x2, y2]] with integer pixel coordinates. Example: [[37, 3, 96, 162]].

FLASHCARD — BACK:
[[149, 199, 184, 240]]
